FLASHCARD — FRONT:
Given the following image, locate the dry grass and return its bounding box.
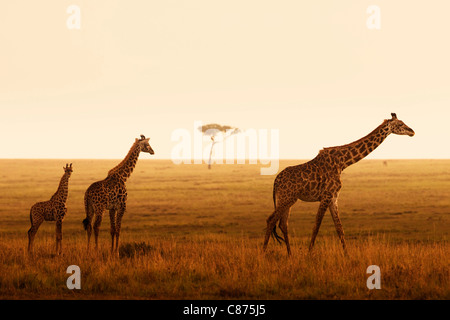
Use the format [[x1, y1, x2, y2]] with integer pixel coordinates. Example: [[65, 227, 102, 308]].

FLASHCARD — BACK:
[[0, 159, 448, 299]]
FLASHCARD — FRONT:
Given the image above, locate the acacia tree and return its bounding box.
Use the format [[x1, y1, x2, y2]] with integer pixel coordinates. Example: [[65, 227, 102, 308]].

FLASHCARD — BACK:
[[198, 123, 240, 169]]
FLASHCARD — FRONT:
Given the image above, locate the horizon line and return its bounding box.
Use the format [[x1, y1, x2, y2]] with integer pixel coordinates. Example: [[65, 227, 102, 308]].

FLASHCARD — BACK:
[[0, 158, 448, 161]]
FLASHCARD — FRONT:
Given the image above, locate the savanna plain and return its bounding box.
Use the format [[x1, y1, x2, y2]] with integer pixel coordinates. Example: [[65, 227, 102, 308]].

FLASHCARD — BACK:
[[0, 159, 448, 299]]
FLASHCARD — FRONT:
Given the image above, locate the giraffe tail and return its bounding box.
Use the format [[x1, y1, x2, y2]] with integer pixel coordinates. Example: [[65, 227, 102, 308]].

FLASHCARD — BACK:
[[82, 196, 92, 231], [270, 182, 285, 244], [82, 218, 90, 231], [273, 182, 277, 211], [271, 226, 285, 244]]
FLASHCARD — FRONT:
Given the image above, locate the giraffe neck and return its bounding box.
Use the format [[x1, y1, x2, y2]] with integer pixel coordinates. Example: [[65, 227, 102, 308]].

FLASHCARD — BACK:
[[337, 120, 391, 169], [51, 173, 70, 203], [108, 141, 141, 182]]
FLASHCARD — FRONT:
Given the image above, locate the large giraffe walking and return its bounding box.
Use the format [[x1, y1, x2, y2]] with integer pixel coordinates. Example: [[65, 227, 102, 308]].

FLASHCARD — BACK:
[[28, 163, 73, 255], [263, 113, 415, 255], [82, 135, 154, 255]]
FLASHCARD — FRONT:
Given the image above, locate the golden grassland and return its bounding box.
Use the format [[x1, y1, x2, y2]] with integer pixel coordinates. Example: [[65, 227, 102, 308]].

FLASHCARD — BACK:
[[0, 159, 449, 299]]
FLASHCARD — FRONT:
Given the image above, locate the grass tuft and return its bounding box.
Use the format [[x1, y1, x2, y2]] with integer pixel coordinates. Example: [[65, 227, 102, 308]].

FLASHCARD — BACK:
[[119, 242, 155, 258]]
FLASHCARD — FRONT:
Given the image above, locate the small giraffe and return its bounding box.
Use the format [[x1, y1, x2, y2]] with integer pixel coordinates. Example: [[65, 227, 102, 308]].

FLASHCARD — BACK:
[[28, 163, 73, 254], [263, 113, 415, 255], [82, 135, 154, 255]]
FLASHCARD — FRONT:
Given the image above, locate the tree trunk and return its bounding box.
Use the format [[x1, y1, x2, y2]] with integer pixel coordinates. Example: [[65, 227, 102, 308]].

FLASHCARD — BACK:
[[208, 141, 215, 169]]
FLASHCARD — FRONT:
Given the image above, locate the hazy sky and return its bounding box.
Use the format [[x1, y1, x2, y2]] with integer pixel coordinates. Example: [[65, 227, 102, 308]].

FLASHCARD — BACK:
[[1, 1, 449, 160]]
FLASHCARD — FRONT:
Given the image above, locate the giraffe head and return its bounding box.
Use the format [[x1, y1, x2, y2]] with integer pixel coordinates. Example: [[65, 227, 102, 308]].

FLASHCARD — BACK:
[[137, 135, 155, 155], [387, 113, 415, 137], [63, 163, 73, 176]]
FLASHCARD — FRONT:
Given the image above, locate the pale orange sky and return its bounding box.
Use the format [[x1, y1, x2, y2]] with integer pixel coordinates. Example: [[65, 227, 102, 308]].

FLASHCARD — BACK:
[[0, 1, 449, 160]]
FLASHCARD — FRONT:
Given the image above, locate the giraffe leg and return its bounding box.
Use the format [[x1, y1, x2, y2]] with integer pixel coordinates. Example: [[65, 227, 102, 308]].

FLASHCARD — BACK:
[[309, 198, 331, 251], [329, 199, 347, 252], [55, 219, 63, 255], [85, 222, 92, 251], [263, 201, 295, 253], [114, 205, 126, 256], [109, 209, 116, 253], [93, 214, 103, 251], [83, 201, 95, 252], [278, 207, 292, 256], [28, 216, 44, 254]]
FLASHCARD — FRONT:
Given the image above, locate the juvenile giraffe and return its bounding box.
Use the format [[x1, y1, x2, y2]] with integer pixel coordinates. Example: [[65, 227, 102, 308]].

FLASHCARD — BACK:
[[28, 163, 73, 254], [82, 135, 154, 255], [263, 113, 415, 255]]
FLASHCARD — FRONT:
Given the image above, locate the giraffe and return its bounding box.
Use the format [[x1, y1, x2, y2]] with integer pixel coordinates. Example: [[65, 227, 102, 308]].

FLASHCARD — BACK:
[[263, 113, 415, 256], [82, 135, 154, 255], [28, 163, 73, 255]]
